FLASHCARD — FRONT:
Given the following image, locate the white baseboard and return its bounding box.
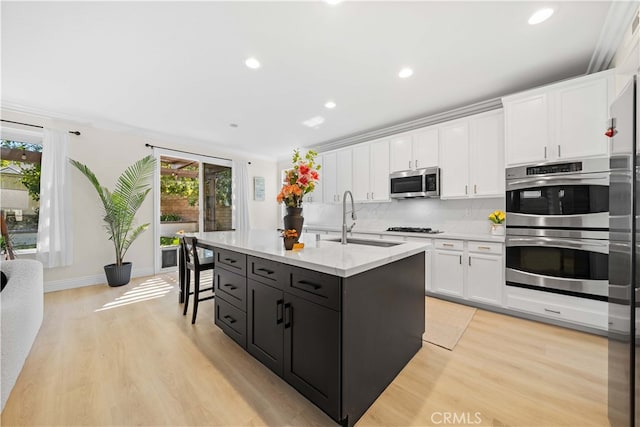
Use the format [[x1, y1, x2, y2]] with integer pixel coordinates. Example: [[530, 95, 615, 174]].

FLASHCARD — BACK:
[[44, 267, 156, 293]]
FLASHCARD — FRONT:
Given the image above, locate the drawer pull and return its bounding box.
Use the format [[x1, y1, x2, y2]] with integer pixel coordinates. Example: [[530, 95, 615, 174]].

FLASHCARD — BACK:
[[544, 308, 561, 315], [223, 283, 238, 291], [223, 315, 237, 324], [223, 258, 237, 264], [284, 303, 292, 328], [256, 267, 275, 275], [276, 299, 284, 324], [296, 280, 322, 291], [477, 246, 491, 250], [443, 243, 454, 247]]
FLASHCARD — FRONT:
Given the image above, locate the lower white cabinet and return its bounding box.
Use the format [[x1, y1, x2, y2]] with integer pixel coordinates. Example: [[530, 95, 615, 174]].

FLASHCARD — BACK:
[[432, 240, 465, 297]]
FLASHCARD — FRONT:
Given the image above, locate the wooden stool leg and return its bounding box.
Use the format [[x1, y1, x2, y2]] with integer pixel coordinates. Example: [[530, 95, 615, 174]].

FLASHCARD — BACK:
[[183, 270, 191, 316], [191, 270, 200, 324]]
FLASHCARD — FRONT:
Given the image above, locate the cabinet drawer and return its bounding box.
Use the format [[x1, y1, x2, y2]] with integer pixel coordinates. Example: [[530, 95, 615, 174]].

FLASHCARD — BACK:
[[215, 268, 247, 311], [434, 239, 463, 251], [288, 266, 341, 310], [248, 256, 287, 289], [215, 297, 247, 348], [216, 248, 247, 276], [468, 241, 503, 255]]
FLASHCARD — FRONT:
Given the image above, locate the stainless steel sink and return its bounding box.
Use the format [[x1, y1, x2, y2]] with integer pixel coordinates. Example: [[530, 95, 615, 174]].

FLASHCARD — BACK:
[[324, 237, 402, 247]]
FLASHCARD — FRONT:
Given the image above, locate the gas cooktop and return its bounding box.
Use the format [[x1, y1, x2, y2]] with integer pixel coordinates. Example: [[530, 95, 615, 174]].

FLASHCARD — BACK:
[[386, 227, 443, 234]]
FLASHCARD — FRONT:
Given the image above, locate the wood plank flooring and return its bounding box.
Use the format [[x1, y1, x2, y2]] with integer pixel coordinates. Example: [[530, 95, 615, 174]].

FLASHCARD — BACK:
[[1, 273, 609, 426]]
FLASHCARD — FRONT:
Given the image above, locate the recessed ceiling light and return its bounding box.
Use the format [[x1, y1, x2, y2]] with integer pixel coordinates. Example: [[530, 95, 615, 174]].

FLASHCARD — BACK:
[[325, 0, 342, 5], [528, 8, 554, 25], [245, 57, 261, 69], [324, 101, 336, 109], [398, 68, 413, 79], [302, 116, 325, 128]]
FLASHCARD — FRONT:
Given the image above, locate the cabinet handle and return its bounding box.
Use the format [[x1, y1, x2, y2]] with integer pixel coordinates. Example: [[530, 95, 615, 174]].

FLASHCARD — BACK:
[[366, 192, 370, 200], [276, 299, 284, 324], [459, 255, 462, 264], [409, 160, 412, 169], [415, 160, 419, 168], [477, 246, 491, 250], [223, 258, 237, 264], [544, 146, 547, 159], [557, 145, 561, 158], [296, 280, 322, 291], [284, 303, 292, 328], [371, 192, 374, 199], [465, 185, 468, 195], [443, 243, 454, 247], [223, 315, 237, 324], [256, 267, 274, 275], [468, 257, 471, 266], [544, 308, 561, 315], [223, 283, 238, 290], [474, 184, 477, 194]]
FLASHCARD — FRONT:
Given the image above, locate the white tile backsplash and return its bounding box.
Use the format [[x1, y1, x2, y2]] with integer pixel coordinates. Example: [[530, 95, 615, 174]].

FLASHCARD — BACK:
[[300, 197, 505, 235]]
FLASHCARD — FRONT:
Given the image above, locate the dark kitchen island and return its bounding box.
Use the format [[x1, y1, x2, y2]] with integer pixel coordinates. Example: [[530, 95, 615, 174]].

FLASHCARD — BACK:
[[193, 230, 427, 427]]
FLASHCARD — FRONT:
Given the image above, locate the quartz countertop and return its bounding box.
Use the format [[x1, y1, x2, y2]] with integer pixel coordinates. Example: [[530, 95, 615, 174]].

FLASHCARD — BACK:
[[192, 230, 428, 278], [303, 224, 506, 243]]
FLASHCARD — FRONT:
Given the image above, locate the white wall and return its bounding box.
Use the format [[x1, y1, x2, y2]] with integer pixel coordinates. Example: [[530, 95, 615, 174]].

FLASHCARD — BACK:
[[1, 109, 279, 291]]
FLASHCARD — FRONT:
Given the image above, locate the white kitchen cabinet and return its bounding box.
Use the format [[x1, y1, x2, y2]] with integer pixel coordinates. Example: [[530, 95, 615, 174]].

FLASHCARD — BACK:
[[467, 241, 503, 306], [439, 120, 470, 198], [503, 70, 614, 166], [303, 155, 323, 204], [432, 240, 464, 297], [389, 126, 438, 173], [353, 139, 390, 202], [440, 110, 504, 199], [322, 149, 352, 204]]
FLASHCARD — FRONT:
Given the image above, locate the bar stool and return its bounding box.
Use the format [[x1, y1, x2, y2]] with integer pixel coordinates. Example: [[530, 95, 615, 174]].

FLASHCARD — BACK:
[[181, 236, 215, 324]]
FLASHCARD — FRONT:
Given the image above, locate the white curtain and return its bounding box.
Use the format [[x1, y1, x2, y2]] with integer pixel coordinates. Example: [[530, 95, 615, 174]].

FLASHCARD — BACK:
[[36, 129, 73, 267], [233, 160, 251, 232]]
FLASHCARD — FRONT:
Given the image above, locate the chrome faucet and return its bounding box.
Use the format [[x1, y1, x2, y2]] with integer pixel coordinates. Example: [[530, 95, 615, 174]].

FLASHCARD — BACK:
[[342, 190, 357, 244]]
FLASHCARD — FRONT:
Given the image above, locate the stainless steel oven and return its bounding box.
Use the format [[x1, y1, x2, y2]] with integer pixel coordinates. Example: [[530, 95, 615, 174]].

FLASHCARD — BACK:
[[506, 228, 609, 300], [505, 157, 610, 300]]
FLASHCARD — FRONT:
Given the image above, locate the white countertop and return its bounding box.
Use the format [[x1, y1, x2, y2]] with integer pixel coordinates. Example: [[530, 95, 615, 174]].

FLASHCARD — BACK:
[[303, 224, 506, 243], [192, 230, 429, 278]]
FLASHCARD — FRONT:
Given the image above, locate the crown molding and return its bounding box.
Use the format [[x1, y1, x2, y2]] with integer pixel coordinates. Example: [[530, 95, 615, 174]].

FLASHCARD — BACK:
[[308, 97, 503, 153], [587, 1, 639, 73]]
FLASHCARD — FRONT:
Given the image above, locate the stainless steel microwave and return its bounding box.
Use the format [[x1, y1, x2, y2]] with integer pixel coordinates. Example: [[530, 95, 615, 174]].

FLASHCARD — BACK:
[[390, 167, 440, 199]]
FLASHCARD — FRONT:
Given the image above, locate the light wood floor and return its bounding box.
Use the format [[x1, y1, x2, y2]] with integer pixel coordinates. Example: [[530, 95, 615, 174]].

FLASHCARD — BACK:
[[1, 273, 609, 427]]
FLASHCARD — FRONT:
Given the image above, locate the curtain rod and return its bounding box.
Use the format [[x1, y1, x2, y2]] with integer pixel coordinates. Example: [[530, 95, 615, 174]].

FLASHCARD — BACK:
[[1, 119, 81, 135], [145, 143, 237, 163]]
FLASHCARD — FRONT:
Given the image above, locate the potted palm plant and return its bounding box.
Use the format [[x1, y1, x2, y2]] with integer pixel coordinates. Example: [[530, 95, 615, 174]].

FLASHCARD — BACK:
[[70, 155, 156, 286]]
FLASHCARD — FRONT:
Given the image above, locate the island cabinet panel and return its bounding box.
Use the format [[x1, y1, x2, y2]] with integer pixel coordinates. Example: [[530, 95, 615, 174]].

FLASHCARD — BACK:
[[215, 248, 247, 275], [247, 279, 284, 376], [214, 251, 248, 349], [215, 297, 247, 348], [214, 267, 246, 311], [287, 266, 341, 310], [247, 256, 287, 289]]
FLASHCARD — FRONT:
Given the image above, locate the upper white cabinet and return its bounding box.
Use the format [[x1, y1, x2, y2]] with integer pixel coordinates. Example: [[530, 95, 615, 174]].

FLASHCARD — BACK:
[[353, 139, 390, 202], [389, 126, 438, 173], [503, 70, 614, 166], [336, 149, 352, 202], [322, 149, 352, 203], [440, 110, 504, 199]]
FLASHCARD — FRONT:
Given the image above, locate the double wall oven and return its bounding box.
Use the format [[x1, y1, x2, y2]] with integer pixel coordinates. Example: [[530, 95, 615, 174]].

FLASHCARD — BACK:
[[505, 157, 609, 301]]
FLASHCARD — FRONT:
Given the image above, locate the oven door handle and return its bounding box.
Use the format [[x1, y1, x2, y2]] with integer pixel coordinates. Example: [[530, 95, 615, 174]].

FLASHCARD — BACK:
[[506, 236, 609, 253], [506, 174, 609, 190]]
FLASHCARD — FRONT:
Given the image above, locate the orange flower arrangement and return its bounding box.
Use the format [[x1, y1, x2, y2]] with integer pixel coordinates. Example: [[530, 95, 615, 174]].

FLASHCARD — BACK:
[[277, 149, 320, 208]]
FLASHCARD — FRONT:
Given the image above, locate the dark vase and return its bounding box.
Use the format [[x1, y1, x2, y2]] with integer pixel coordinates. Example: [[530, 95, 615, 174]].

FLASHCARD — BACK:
[[283, 236, 297, 250], [283, 206, 304, 242], [104, 262, 133, 287]]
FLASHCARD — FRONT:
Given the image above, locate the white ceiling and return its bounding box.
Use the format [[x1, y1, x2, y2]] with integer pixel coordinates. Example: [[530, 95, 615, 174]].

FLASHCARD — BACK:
[[1, 1, 616, 158]]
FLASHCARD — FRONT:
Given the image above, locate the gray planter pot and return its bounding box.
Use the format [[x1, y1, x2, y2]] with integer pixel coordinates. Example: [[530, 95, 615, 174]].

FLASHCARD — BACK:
[[104, 262, 133, 287]]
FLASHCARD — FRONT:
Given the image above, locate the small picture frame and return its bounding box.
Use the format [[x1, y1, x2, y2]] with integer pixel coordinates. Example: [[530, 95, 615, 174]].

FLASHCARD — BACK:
[[253, 176, 265, 201]]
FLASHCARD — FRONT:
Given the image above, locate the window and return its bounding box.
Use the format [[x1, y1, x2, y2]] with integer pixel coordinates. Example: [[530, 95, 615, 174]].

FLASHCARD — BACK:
[[0, 139, 42, 251]]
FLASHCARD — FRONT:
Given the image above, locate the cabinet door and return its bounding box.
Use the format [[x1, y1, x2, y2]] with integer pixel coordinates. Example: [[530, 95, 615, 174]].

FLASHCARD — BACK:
[[432, 250, 464, 297], [336, 149, 352, 202], [389, 134, 413, 172], [467, 254, 503, 306], [247, 279, 284, 376], [469, 111, 505, 197], [503, 94, 549, 165], [322, 152, 338, 204], [370, 139, 390, 201], [439, 121, 469, 199], [304, 155, 323, 204], [413, 127, 439, 169], [554, 77, 610, 160], [283, 293, 340, 419], [352, 144, 370, 202]]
